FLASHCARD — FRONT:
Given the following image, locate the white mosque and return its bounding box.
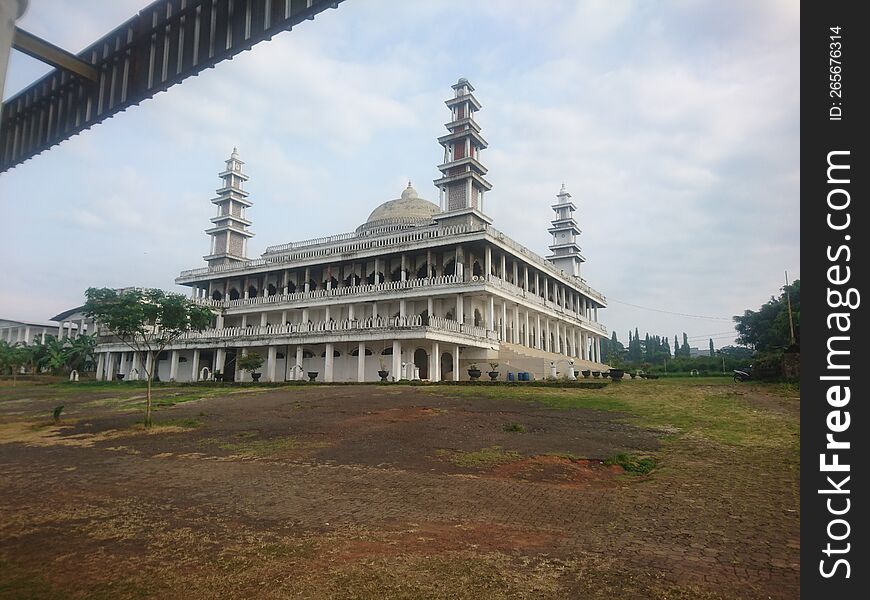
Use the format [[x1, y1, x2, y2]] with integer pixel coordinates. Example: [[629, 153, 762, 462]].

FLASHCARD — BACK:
[[58, 79, 610, 383]]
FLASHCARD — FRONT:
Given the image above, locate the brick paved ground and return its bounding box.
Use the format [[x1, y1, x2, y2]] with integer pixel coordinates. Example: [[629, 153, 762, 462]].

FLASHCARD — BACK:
[[0, 380, 799, 599]]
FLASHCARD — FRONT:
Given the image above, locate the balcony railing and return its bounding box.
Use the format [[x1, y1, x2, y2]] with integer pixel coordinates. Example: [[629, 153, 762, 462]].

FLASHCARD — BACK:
[[163, 315, 499, 343]]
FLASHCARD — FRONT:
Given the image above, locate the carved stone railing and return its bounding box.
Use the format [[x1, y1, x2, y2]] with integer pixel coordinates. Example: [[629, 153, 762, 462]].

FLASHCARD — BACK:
[[169, 315, 499, 343]]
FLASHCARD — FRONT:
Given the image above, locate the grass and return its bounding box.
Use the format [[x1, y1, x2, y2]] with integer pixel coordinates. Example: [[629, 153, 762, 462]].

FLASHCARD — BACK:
[[604, 453, 657, 475], [426, 378, 799, 451], [436, 446, 522, 467], [503, 422, 526, 433]]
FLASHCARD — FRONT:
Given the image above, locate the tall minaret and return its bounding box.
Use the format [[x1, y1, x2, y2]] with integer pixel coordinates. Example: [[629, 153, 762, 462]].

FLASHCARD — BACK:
[[433, 78, 493, 227], [546, 184, 585, 277], [204, 148, 254, 267]]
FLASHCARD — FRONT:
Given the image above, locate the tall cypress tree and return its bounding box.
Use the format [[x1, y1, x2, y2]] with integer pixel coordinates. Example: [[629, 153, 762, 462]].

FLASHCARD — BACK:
[[673, 334, 679, 357], [682, 332, 690, 357], [709, 338, 715, 357]]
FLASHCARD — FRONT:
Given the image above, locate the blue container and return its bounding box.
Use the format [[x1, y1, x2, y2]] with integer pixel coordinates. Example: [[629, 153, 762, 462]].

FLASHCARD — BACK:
[[507, 372, 515, 381]]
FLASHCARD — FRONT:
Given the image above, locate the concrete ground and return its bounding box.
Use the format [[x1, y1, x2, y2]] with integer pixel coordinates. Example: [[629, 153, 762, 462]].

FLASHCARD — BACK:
[[0, 379, 799, 599]]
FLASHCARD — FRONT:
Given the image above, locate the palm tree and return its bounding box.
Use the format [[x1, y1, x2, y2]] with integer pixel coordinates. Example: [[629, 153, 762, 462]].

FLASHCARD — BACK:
[[38, 336, 68, 374], [65, 335, 96, 373]]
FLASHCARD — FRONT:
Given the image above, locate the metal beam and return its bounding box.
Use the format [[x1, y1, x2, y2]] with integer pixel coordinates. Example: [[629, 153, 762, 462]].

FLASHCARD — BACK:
[[0, 0, 346, 173], [12, 27, 99, 82]]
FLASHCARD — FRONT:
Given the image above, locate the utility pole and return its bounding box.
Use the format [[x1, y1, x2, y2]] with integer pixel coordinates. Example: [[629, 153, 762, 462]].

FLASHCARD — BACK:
[[784, 270, 796, 346]]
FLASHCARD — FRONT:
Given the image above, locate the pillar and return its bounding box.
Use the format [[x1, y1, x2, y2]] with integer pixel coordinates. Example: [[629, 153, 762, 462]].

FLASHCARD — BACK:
[[57, 321, 64, 339], [488, 296, 495, 330], [432, 341, 440, 382], [119, 352, 128, 378], [392, 340, 402, 381], [260, 313, 268, 327], [215, 348, 226, 375], [427, 297, 434, 322], [192, 349, 200, 381], [545, 320, 551, 352], [169, 350, 179, 381], [129, 352, 140, 381], [513, 305, 520, 344], [456, 294, 464, 324], [452, 344, 460, 382], [105, 352, 115, 381], [266, 346, 277, 382], [536, 314, 542, 349], [524, 311, 530, 347], [95, 352, 105, 381], [324, 343, 334, 382], [501, 302, 507, 341], [595, 337, 601, 363], [484, 246, 492, 280], [357, 342, 366, 382]]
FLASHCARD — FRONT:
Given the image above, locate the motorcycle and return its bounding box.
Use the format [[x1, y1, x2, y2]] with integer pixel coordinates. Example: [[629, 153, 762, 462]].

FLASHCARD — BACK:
[[733, 366, 752, 382]]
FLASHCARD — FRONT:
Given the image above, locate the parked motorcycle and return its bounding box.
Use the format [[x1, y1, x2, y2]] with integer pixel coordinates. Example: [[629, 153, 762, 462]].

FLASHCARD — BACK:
[[733, 366, 752, 382]]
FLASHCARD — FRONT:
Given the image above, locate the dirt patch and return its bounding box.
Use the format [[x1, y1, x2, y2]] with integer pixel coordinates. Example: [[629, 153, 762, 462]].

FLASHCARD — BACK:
[[489, 454, 624, 486]]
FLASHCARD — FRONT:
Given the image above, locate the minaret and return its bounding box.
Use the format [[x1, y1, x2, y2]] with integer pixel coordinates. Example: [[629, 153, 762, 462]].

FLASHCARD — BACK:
[[204, 148, 254, 267], [546, 184, 585, 277], [433, 78, 493, 227]]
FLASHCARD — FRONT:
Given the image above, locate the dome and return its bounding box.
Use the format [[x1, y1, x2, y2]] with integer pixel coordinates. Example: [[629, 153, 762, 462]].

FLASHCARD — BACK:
[[357, 183, 439, 232]]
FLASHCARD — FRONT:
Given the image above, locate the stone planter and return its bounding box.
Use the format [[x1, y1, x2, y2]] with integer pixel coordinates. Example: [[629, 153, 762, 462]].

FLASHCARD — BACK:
[[214, 373, 224, 382], [609, 369, 625, 381], [378, 370, 389, 382], [307, 371, 318, 382], [251, 373, 262, 382], [581, 369, 591, 378], [629, 372, 637, 379], [488, 371, 499, 381], [467, 368, 482, 381], [115, 373, 125, 381], [591, 371, 600, 378]]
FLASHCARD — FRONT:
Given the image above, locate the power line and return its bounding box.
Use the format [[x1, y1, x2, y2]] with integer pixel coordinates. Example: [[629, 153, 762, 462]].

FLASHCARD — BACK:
[[608, 298, 733, 321]]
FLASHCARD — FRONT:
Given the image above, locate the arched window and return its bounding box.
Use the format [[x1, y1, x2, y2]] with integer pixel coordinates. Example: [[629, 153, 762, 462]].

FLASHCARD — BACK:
[[212, 290, 223, 301], [472, 261, 483, 277], [323, 276, 338, 289], [308, 279, 318, 291], [344, 274, 360, 287], [443, 260, 456, 276], [473, 309, 482, 327], [390, 267, 403, 282], [302, 349, 316, 359], [267, 284, 277, 296], [320, 349, 341, 357], [380, 347, 393, 355], [247, 285, 258, 298], [350, 346, 373, 356], [286, 281, 297, 294], [229, 288, 240, 301]]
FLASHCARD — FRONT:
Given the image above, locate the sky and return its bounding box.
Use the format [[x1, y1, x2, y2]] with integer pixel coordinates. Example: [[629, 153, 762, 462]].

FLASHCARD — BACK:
[[0, 0, 799, 350]]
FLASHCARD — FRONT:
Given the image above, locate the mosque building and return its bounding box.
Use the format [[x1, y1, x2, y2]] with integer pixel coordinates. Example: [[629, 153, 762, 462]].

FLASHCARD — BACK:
[[90, 78, 609, 382]]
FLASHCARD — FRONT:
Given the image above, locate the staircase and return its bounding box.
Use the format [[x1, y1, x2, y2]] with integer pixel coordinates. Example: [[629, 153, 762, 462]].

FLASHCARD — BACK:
[[496, 342, 607, 380]]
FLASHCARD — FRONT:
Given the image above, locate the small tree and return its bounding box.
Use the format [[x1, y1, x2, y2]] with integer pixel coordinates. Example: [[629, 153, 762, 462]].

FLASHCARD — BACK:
[[237, 352, 264, 378], [84, 288, 213, 427]]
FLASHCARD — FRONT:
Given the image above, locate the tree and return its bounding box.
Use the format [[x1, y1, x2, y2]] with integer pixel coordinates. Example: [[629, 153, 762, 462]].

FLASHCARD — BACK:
[[237, 352, 264, 378], [673, 335, 680, 358], [0, 341, 30, 385], [734, 280, 800, 351], [84, 288, 213, 427], [709, 338, 715, 357], [682, 332, 690, 357]]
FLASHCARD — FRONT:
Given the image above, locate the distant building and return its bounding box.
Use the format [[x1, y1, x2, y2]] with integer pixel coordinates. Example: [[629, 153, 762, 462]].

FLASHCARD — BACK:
[[87, 79, 610, 382], [0, 318, 72, 345]]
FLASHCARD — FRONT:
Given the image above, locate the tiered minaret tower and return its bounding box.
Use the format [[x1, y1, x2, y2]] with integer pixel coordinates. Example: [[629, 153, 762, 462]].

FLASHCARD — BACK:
[[433, 78, 493, 227], [204, 148, 254, 267], [546, 184, 585, 277]]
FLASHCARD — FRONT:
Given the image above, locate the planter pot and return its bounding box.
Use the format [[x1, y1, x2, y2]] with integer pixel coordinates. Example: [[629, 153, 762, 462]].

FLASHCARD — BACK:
[[601, 371, 610, 378], [307, 371, 318, 382], [488, 371, 499, 381], [581, 369, 591, 378], [629, 372, 637, 379], [591, 371, 601, 378], [609, 369, 625, 381], [115, 373, 125, 381], [467, 369, 482, 381], [639, 373, 648, 379], [251, 373, 262, 382], [214, 373, 224, 382], [378, 370, 389, 382]]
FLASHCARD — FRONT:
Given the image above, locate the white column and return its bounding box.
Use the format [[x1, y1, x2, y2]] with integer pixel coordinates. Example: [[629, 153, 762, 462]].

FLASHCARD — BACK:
[[488, 296, 495, 330], [524, 311, 530, 347], [452, 345, 460, 381], [595, 337, 601, 363], [119, 352, 128, 378], [432, 342, 440, 382], [95, 353, 105, 381], [392, 340, 402, 381], [501, 302, 507, 341], [57, 322, 64, 339], [266, 345, 277, 382], [536, 314, 542, 349], [500, 254, 506, 280], [357, 342, 366, 382], [191, 349, 200, 381], [555, 322, 561, 354], [129, 352, 140, 381], [260, 313, 268, 327], [545, 320, 551, 352], [427, 297, 434, 321], [324, 343, 334, 382], [484, 246, 492, 280], [169, 350, 179, 381], [105, 352, 115, 381], [455, 294, 464, 324], [513, 305, 520, 344], [23, 326, 30, 344], [399, 299, 406, 318], [214, 349, 225, 375]]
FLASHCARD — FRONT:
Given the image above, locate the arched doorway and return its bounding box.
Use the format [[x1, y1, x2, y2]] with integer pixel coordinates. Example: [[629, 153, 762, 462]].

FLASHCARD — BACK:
[[440, 352, 453, 380], [414, 348, 428, 380], [212, 290, 223, 301], [228, 288, 240, 301]]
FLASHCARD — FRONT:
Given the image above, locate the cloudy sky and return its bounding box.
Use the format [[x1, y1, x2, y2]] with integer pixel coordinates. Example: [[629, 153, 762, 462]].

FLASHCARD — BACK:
[[1, 0, 799, 350]]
